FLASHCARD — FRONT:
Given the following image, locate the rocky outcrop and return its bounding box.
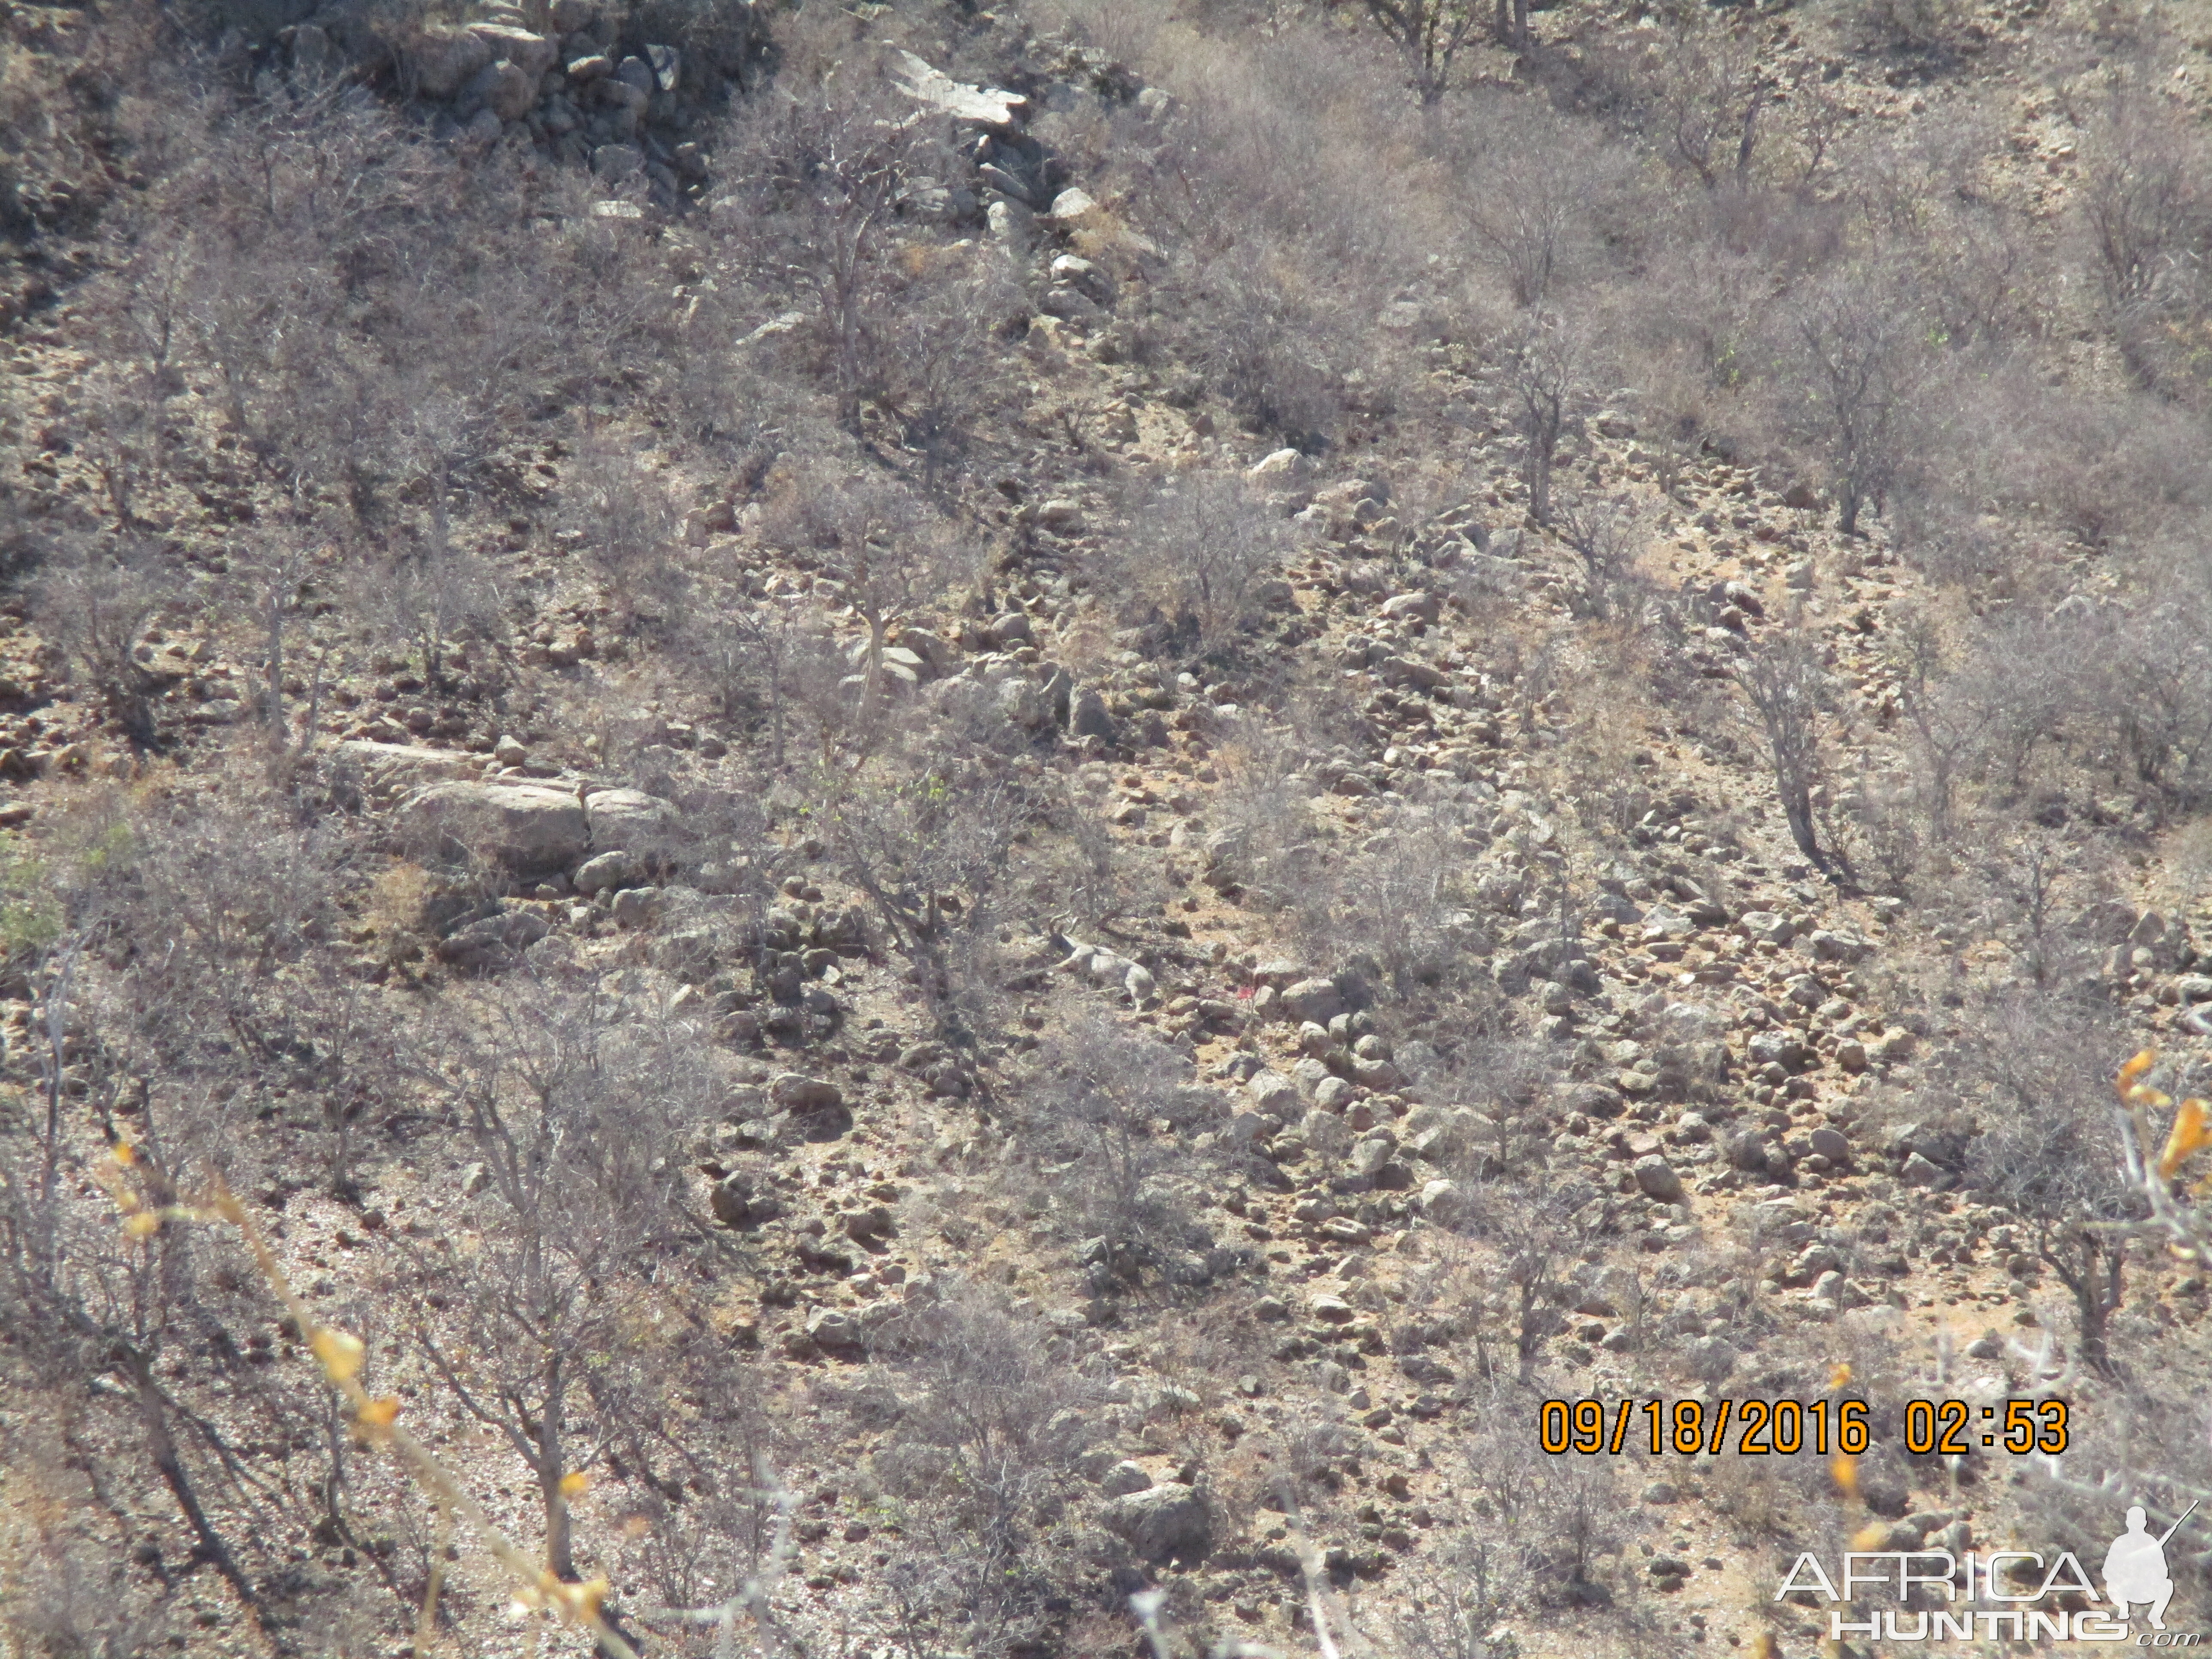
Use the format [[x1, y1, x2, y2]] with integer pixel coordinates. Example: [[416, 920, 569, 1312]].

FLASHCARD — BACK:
[[395, 779, 589, 876]]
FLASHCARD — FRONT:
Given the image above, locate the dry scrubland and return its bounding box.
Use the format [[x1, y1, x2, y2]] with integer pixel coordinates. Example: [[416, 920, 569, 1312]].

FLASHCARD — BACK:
[[7, 0, 2212, 1654]]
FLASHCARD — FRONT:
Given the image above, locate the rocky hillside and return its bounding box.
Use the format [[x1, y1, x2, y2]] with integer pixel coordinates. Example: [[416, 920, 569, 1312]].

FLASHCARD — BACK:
[[4, 1, 2212, 1657]]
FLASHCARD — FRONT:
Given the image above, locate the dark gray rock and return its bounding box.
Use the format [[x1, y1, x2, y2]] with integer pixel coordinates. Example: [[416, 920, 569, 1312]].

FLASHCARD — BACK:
[[1105, 1484, 1210, 1562]]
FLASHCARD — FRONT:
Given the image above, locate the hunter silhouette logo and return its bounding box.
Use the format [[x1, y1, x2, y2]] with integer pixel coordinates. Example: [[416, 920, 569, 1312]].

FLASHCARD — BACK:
[[2107, 1502, 2196, 1632]]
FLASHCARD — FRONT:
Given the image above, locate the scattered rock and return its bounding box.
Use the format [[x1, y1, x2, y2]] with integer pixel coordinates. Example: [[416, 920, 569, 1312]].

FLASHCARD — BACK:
[[1808, 930, 1872, 964], [1633, 1155, 1686, 1203], [1100, 1459, 1153, 1496], [1248, 447, 1311, 482], [407, 25, 492, 99], [437, 908, 551, 970], [609, 886, 661, 927], [1279, 978, 1345, 1025], [586, 787, 685, 857], [1070, 688, 1118, 741], [771, 1075, 844, 1113], [574, 848, 646, 895]]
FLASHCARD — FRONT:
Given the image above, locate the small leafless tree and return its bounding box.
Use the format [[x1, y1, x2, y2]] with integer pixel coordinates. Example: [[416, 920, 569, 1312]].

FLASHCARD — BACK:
[[865, 1283, 1101, 1657], [1967, 995, 2140, 1374], [824, 764, 1030, 1044], [1614, 15, 1771, 191], [1460, 102, 1616, 310], [716, 84, 930, 434], [760, 465, 952, 749], [1552, 491, 1648, 620], [683, 584, 817, 770], [1883, 608, 1973, 843], [1026, 1015, 1219, 1288], [872, 252, 1020, 495], [1507, 316, 1586, 527], [416, 971, 715, 1580], [1784, 264, 1927, 538], [1336, 0, 1486, 99], [1732, 629, 1832, 871]]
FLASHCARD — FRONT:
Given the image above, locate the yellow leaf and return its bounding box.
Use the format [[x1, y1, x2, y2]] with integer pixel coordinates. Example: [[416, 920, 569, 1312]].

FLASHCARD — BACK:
[[1751, 1634, 1781, 1659], [551, 1577, 609, 1627], [112, 1139, 136, 1167], [559, 1471, 591, 1500], [124, 1211, 162, 1238], [2159, 1099, 2211, 1180], [357, 1397, 402, 1433], [1826, 1362, 1852, 1391], [2120, 1049, 2158, 1097], [1851, 1522, 1890, 1550], [310, 1327, 366, 1385], [1830, 1451, 1859, 1499]]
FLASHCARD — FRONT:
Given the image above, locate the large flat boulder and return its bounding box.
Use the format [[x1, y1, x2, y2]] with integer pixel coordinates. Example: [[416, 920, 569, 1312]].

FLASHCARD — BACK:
[[406, 24, 491, 97], [328, 741, 482, 802], [396, 780, 589, 876], [584, 785, 687, 857]]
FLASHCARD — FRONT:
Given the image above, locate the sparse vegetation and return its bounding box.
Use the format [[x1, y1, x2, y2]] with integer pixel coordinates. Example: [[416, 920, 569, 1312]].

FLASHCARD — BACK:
[[4, 0, 2212, 1656]]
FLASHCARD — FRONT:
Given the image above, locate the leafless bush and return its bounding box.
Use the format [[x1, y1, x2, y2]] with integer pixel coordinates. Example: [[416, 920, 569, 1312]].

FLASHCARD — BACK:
[[2016, 1382, 2212, 1629], [1506, 314, 1593, 527], [1170, 237, 1346, 447], [865, 1282, 1100, 1657], [1849, 0, 1965, 57], [1963, 993, 2139, 1372], [1343, 0, 1485, 101], [1022, 1014, 1225, 1292], [678, 584, 826, 769], [713, 77, 939, 434], [30, 537, 171, 748], [757, 462, 966, 748], [1551, 491, 1650, 619], [562, 436, 682, 598], [1117, 470, 1292, 659], [1778, 261, 1930, 538], [1392, 1543, 1519, 1659], [1454, 99, 1623, 310], [2080, 90, 2212, 323], [1298, 806, 1488, 995], [823, 763, 1031, 1044], [872, 248, 1022, 492], [1450, 1405, 1632, 1607], [415, 967, 722, 1577]]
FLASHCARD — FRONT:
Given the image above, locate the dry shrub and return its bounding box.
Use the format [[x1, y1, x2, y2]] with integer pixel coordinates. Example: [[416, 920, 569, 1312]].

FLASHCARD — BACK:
[[1114, 469, 1294, 657]]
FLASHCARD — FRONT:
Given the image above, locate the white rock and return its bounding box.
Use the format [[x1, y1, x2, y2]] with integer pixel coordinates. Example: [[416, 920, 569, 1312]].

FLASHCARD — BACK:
[[1043, 186, 1099, 222], [1247, 447, 1310, 481], [890, 50, 1028, 128]]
